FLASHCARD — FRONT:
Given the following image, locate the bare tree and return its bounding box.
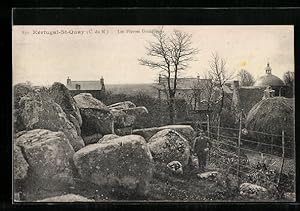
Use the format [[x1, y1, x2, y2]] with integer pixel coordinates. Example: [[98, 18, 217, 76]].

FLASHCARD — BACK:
[[283, 71, 294, 87], [138, 28, 198, 123], [208, 52, 234, 123], [237, 69, 255, 86]]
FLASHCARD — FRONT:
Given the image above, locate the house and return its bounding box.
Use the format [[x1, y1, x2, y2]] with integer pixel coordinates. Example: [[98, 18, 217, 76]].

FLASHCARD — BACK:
[[66, 76, 106, 99], [156, 74, 214, 112]]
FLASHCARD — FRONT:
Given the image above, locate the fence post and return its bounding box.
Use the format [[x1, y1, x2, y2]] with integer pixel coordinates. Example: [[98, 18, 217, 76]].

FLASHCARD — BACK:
[[207, 114, 210, 162], [207, 114, 210, 139], [237, 111, 242, 186], [217, 115, 221, 142], [278, 129, 285, 189]]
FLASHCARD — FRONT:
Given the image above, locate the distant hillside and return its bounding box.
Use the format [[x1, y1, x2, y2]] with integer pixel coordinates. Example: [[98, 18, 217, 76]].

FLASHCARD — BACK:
[[105, 83, 158, 98]]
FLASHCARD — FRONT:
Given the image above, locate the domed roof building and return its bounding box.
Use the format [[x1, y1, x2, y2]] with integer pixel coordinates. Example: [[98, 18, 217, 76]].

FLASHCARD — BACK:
[[254, 63, 285, 96], [254, 63, 284, 87]]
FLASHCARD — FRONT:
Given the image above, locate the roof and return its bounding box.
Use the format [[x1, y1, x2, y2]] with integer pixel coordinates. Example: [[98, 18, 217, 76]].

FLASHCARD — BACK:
[[157, 77, 212, 90], [239, 86, 265, 114], [66, 81, 102, 90], [254, 74, 284, 87]]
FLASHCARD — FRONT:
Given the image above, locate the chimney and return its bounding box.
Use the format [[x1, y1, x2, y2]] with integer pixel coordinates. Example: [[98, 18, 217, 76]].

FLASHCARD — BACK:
[[67, 76, 71, 86], [100, 76, 105, 91], [232, 80, 239, 89]]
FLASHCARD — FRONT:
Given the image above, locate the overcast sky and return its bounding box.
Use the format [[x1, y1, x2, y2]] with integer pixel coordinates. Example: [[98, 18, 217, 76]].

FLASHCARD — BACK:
[[13, 25, 294, 86]]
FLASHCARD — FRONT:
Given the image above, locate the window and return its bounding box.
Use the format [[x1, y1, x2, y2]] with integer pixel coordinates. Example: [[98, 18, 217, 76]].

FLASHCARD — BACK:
[[75, 84, 81, 90]]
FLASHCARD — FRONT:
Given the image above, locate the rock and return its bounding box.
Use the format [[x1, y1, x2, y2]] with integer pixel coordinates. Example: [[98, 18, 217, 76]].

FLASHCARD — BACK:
[[73, 135, 154, 195], [98, 134, 120, 144], [197, 171, 219, 180], [79, 108, 113, 136], [147, 129, 190, 166], [133, 125, 195, 144], [108, 101, 136, 110], [167, 161, 183, 175], [17, 91, 84, 151], [49, 82, 82, 136], [82, 133, 103, 145], [14, 143, 29, 180], [74, 93, 108, 110], [122, 106, 148, 116], [16, 129, 75, 191], [111, 106, 148, 128], [239, 183, 268, 199], [74, 93, 113, 136], [283, 192, 296, 201], [158, 125, 195, 147], [132, 127, 160, 142], [115, 127, 132, 136], [14, 84, 34, 132], [37, 194, 94, 202], [14, 83, 33, 107]]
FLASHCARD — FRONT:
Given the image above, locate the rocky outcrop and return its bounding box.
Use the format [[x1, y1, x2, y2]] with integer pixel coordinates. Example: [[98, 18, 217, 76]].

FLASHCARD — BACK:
[[49, 82, 82, 136], [133, 125, 195, 145], [147, 129, 190, 166], [132, 127, 161, 142], [74, 93, 113, 136], [82, 133, 103, 145], [239, 183, 268, 199], [16, 129, 75, 191], [18, 91, 84, 151], [14, 143, 29, 180], [17, 92, 84, 151], [37, 194, 94, 202], [73, 135, 154, 195], [158, 125, 195, 147], [74, 93, 108, 110], [110, 105, 148, 129], [108, 101, 136, 110], [98, 134, 120, 144]]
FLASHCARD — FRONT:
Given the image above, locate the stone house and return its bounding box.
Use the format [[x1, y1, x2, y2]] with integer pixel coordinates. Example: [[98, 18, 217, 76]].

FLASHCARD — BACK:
[[66, 76, 106, 99]]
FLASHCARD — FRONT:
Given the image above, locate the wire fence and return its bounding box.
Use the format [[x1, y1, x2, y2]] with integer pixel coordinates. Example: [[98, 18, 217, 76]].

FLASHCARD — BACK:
[[203, 113, 295, 193]]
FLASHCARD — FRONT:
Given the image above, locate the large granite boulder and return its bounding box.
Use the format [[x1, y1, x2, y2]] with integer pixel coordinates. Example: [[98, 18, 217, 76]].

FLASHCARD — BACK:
[[111, 106, 148, 128], [239, 183, 268, 199], [158, 125, 195, 147], [14, 83, 33, 109], [14, 143, 29, 180], [17, 92, 84, 151], [48, 82, 82, 136], [98, 134, 120, 144], [15, 129, 75, 192], [74, 93, 113, 135], [82, 133, 103, 145], [108, 101, 136, 110], [73, 135, 154, 195], [133, 125, 195, 145], [37, 194, 94, 202], [74, 93, 107, 110], [132, 127, 160, 142], [147, 129, 191, 166]]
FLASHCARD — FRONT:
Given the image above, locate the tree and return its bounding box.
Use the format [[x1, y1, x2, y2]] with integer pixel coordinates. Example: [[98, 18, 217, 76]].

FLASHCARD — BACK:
[[283, 71, 294, 87], [237, 69, 255, 86], [208, 52, 234, 126], [138, 28, 198, 123]]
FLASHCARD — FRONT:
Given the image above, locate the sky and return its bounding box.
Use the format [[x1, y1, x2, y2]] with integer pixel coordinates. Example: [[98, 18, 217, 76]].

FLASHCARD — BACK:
[[13, 25, 294, 86]]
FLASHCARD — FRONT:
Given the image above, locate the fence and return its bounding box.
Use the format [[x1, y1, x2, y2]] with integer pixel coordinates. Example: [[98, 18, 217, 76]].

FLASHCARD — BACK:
[[203, 113, 295, 193]]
